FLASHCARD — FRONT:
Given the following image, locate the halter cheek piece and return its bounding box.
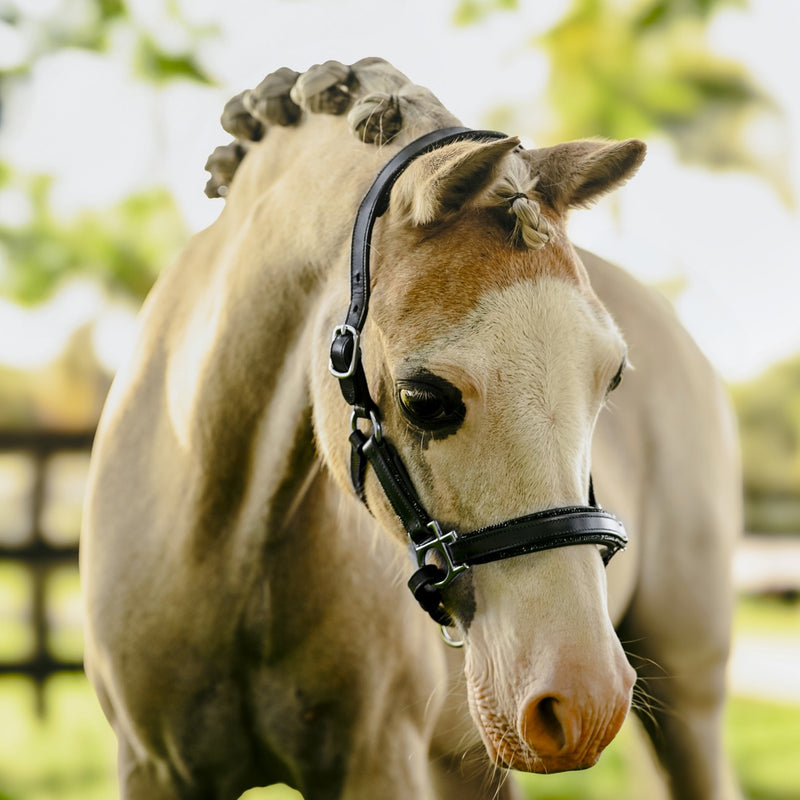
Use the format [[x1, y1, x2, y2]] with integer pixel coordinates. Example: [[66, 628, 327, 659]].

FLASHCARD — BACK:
[[329, 127, 627, 629]]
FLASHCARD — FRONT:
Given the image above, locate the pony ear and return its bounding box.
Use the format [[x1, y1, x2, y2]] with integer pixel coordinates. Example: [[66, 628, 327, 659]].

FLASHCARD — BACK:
[[525, 139, 646, 212], [393, 136, 521, 226]]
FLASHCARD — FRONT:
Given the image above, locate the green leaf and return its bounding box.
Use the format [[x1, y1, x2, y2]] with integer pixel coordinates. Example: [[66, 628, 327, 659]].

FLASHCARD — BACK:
[[462, 0, 788, 198], [634, 0, 670, 31], [452, 0, 518, 27], [98, 0, 126, 22], [133, 35, 214, 85], [0, 175, 187, 305]]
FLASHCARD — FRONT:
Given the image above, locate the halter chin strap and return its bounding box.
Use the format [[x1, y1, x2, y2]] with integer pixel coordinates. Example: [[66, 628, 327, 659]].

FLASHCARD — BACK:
[[329, 127, 628, 628]]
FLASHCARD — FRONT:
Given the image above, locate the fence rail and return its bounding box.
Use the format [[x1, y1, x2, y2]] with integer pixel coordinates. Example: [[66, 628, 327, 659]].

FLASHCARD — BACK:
[[0, 429, 94, 715]]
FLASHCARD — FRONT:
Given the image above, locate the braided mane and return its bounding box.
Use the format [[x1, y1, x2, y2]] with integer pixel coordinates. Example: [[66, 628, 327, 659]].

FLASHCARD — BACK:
[[205, 57, 552, 249]]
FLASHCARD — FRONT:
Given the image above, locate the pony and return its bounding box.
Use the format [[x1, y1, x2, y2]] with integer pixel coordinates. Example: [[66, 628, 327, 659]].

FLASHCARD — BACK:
[[81, 58, 742, 799]]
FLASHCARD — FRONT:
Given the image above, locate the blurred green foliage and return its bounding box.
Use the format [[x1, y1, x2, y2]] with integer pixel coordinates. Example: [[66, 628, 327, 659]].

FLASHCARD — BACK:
[[733, 354, 800, 495], [0, 0, 215, 306], [732, 354, 800, 529], [0, 0, 215, 84], [0, 168, 187, 303], [456, 0, 789, 201], [133, 32, 212, 85], [539, 0, 773, 170], [452, 0, 519, 26]]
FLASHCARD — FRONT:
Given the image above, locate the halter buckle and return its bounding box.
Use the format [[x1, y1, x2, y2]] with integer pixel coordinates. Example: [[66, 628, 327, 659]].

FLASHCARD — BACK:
[[413, 520, 469, 588], [329, 324, 361, 379]]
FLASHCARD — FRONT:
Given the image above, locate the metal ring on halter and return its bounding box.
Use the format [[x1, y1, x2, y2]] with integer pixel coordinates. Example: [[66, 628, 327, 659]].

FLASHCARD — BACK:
[[440, 624, 464, 648], [349, 406, 383, 443]]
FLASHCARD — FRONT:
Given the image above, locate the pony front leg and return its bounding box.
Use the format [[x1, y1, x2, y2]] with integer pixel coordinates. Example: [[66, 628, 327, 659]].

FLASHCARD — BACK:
[[287, 628, 447, 800], [631, 652, 742, 800], [293, 708, 436, 800], [116, 740, 198, 800], [338, 723, 436, 800], [619, 548, 742, 800], [431, 750, 525, 800]]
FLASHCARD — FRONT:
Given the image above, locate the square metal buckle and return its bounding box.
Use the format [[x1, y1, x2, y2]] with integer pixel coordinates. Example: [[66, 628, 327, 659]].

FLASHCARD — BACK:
[[413, 520, 469, 588]]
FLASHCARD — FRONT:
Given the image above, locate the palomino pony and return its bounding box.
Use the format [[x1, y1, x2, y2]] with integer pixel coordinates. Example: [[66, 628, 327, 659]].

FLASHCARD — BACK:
[[81, 58, 741, 799]]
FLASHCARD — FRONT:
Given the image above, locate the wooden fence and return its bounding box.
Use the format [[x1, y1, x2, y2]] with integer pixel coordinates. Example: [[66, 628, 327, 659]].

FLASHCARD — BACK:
[[0, 429, 94, 715]]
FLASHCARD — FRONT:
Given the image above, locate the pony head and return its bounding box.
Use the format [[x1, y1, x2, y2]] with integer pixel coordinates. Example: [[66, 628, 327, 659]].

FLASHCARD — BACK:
[[314, 131, 644, 772]]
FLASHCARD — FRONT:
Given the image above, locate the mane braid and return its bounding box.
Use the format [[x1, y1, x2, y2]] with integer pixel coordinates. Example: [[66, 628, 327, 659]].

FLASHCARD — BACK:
[[203, 58, 460, 198]]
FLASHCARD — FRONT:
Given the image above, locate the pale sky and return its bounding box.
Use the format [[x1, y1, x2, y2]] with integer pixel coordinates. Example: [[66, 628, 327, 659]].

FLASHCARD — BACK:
[[1, 0, 799, 382]]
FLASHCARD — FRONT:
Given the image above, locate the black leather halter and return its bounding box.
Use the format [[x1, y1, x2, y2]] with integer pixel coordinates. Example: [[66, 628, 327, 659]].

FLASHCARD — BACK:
[[329, 127, 627, 627]]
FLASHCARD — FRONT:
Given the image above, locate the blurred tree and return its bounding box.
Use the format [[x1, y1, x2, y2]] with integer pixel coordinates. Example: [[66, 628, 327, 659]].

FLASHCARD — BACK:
[[455, 0, 789, 201], [0, 0, 216, 306], [733, 354, 800, 500], [453, 0, 519, 26], [0, 0, 215, 85], [0, 169, 186, 303]]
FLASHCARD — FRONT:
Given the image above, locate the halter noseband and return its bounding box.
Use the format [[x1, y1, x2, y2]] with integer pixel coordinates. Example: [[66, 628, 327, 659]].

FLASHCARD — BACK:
[[329, 127, 627, 629]]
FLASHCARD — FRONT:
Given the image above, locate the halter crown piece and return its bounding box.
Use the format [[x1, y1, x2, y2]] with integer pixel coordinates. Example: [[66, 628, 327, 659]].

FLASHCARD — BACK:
[[329, 128, 628, 630]]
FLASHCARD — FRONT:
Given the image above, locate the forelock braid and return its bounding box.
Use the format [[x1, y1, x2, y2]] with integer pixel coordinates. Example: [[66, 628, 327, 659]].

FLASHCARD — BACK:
[[487, 159, 551, 250]]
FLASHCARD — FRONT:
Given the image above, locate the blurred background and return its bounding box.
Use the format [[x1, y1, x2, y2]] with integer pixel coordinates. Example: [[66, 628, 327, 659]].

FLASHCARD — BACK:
[[0, 1, 798, 798]]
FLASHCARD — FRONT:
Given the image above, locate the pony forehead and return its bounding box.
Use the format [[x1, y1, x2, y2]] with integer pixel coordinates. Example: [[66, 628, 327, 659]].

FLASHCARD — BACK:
[[391, 277, 624, 370], [371, 207, 598, 343]]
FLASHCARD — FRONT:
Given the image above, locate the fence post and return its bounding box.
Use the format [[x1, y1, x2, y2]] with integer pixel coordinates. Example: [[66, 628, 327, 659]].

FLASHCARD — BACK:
[[0, 430, 94, 716]]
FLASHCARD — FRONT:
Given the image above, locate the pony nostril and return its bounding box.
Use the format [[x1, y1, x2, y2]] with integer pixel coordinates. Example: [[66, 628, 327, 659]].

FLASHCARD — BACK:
[[521, 694, 574, 756]]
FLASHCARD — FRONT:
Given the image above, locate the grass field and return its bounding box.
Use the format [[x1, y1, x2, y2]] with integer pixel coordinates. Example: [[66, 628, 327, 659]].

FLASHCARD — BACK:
[[0, 596, 798, 800]]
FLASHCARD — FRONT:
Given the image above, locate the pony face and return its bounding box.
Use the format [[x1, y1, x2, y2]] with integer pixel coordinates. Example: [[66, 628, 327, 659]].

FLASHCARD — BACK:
[[368, 199, 633, 771], [311, 134, 644, 773]]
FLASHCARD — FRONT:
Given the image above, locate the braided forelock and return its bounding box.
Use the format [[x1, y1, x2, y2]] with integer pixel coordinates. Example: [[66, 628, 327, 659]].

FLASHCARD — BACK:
[[485, 157, 551, 250]]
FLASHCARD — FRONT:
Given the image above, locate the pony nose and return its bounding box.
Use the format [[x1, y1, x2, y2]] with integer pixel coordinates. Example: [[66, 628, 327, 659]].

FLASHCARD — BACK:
[[520, 694, 579, 756], [519, 663, 636, 762]]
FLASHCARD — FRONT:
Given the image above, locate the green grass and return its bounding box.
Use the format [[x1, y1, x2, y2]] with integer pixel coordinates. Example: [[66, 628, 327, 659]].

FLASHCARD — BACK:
[[728, 698, 800, 800], [0, 596, 798, 799], [0, 675, 115, 800]]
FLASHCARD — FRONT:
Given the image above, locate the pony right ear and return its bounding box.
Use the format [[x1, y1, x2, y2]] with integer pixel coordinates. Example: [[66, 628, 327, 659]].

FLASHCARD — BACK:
[[524, 139, 646, 212], [392, 136, 521, 226]]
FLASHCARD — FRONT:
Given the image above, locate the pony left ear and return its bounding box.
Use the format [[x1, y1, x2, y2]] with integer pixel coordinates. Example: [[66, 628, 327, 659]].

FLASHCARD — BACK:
[[393, 136, 521, 226], [525, 138, 646, 212]]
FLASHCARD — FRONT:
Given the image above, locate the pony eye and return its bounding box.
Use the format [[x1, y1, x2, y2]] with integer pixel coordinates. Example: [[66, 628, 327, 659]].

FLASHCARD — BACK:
[[607, 360, 626, 394], [397, 382, 465, 430], [399, 386, 448, 423]]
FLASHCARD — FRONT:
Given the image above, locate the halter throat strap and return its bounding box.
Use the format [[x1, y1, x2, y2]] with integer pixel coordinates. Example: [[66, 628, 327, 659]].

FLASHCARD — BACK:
[[329, 128, 627, 628]]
